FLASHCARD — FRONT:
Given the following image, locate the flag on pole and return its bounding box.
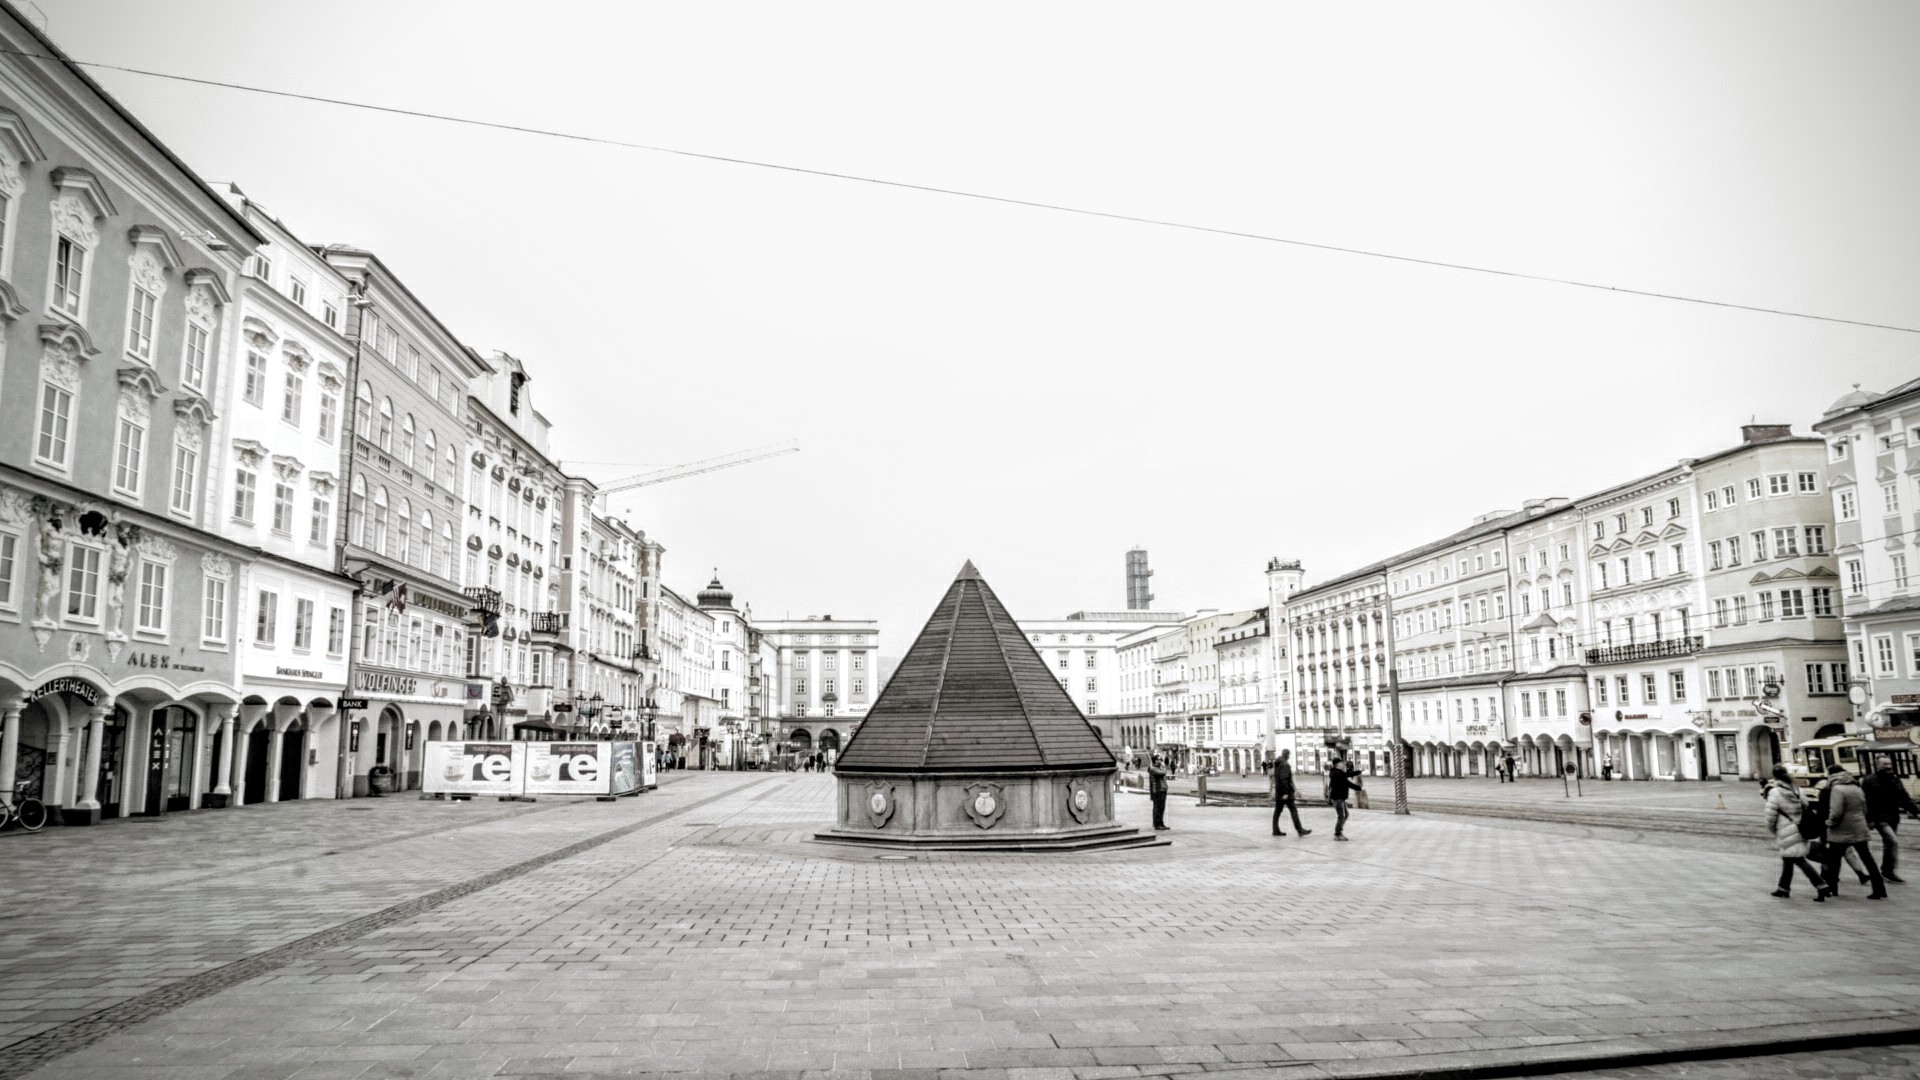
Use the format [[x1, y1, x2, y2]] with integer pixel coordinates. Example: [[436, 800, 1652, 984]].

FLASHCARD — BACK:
[[388, 582, 409, 615]]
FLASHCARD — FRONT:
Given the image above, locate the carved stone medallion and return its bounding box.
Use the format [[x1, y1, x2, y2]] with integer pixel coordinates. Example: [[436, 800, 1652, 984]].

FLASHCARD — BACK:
[[961, 782, 1007, 829], [1066, 782, 1091, 824], [862, 783, 896, 828]]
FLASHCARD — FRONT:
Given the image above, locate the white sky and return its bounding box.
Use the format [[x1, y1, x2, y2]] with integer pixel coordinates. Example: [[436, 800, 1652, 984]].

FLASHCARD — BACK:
[[41, 0, 1920, 658]]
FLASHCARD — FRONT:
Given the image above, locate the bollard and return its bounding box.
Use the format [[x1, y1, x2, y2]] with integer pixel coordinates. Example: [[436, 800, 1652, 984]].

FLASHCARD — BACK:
[[1197, 772, 1208, 806]]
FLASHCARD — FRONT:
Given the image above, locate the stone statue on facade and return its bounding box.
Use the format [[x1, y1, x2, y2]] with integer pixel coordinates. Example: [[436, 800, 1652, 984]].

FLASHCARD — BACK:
[[105, 521, 137, 640], [31, 497, 65, 627]]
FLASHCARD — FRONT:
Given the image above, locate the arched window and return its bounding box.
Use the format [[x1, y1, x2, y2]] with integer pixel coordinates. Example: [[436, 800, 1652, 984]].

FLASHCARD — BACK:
[[417, 509, 434, 573], [444, 443, 457, 494], [372, 486, 390, 555], [423, 429, 438, 485], [354, 381, 373, 439], [350, 474, 368, 548], [439, 520, 453, 579], [377, 398, 393, 453], [400, 414, 416, 468], [396, 498, 413, 564]]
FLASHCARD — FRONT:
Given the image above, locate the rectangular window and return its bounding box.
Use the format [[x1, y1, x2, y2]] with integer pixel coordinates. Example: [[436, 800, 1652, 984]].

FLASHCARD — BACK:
[[795, 678, 807, 694], [136, 561, 167, 633], [1594, 678, 1608, 706], [1670, 544, 1685, 574], [1747, 478, 1762, 500], [1641, 672, 1657, 703], [1797, 471, 1818, 494], [203, 577, 228, 642], [1875, 635, 1897, 677], [52, 235, 85, 315], [0, 533, 13, 610], [1709, 541, 1723, 570], [1838, 490, 1858, 520], [1713, 598, 1729, 627], [1670, 671, 1686, 702], [1772, 528, 1798, 558], [288, 277, 307, 305], [1704, 489, 1719, 511], [233, 468, 257, 524], [323, 301, 339, 329], [1811, 587, 1834, 617], [1803, 526, 1827, 555], [318, 390, 337, 443], [1847, 559, 1866, 594], [181, 323, 209, 390], [1748, 531, 1766, 561], [169, 444, 197, 516], [1727, 536, 1742, 565], [1732, 596, 1747, 624], [1767, 474, 1789, 496], [1780, 589, 1805, 618], [36, 383, 72, 467], [1896, 554, 1911, 590], [255, 590, 278, 645], [1708, 669, 1724, 698], [1722, 485, 1736, 506], [1885, 483, 1902, 515], [309, 493, 330, 546], [272, 482, 294, 535], [65, 544, 101, 621], [1555, 689, 1567, 716], [293, 598, 314, 650], [1085, 677, 1097, 692], [243, 351, 267, 406], [126, 286, 157, 360], [327, 607, 345, 655], [281, 371, 303, 425], [113, 418, 145, 496], [1758, 591, 1775, 620]]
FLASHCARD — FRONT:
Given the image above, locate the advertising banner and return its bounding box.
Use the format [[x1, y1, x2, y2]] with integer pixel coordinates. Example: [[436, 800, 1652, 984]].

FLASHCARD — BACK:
[[642, 740, 658, 789], [609, 742, 641, 796], [422, 742, 524, 796], [524, 742, 612, 796]]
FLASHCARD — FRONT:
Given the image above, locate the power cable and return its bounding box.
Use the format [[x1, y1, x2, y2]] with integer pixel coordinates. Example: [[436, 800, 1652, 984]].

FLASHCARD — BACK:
[[13, 44, 1918, 336]]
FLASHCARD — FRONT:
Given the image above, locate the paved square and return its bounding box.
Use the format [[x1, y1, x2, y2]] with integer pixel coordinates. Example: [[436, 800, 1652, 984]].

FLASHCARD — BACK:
[[1, 773, 1916, 1080]]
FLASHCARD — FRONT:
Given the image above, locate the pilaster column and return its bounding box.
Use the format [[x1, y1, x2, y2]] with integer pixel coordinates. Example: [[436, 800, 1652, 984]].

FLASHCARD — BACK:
[[74, 704, 110, 810], [45, 716, 73, 808], [265, 728, 285, 803], [0, 694, 26, 805], [213, 708, 237, 796]]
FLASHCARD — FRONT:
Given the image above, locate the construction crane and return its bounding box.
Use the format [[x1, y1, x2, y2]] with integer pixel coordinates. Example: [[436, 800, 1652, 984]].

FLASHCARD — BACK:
[[578, 439, 800, 510]]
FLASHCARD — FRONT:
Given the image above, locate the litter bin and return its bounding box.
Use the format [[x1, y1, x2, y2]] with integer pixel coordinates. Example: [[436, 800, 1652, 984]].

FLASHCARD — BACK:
[[368, 764, 393, 796]]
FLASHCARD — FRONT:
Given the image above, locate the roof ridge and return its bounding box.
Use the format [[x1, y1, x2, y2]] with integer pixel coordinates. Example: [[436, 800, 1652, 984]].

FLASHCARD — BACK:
[[977, 575, 1049, 767], [919, 579, 969, 769]]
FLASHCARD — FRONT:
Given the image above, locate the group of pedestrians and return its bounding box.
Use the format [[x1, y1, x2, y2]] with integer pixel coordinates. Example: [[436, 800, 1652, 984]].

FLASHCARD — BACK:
[[1763, 759, 1919, 900], [1148, 748, 1365, 840]]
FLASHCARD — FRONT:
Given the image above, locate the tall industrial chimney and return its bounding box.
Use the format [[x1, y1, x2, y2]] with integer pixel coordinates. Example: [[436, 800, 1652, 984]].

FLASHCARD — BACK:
[[1125, 548, 1154, 610]]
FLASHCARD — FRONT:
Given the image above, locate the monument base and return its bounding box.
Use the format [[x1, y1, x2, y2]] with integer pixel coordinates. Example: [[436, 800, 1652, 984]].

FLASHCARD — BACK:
[[820, 767, 1166, 852], [813, 823, 1165, 852]]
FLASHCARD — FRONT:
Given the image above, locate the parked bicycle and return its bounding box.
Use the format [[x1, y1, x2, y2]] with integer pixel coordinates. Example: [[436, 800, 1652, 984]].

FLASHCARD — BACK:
[[0, 793, 48, 831]]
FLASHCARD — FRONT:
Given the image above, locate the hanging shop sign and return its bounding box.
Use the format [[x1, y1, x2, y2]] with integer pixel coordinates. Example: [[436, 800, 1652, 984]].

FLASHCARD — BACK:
[[337, 697, 369, 711]]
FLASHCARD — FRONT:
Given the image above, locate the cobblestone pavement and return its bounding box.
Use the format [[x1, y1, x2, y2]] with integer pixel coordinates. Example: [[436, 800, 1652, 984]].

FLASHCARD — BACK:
[[3, 773, 1918, 1080], [1534, 1043, 1920, 1077], [1180, 774, 1770, 817]]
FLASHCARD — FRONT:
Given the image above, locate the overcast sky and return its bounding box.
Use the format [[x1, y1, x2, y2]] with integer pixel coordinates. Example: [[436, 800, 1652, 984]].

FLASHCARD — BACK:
[[40, 0, 1919, 657]]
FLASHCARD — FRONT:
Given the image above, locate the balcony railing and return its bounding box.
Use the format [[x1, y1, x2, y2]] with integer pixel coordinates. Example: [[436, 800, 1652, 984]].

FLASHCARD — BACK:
[[1584, 635, 1702, 666], [464, 586, 502, 616], [530, 611, 568, 634]]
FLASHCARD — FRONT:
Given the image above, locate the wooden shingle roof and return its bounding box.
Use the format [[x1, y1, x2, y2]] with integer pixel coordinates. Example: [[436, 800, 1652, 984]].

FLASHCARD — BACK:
[[836, 562, 1116, 773]]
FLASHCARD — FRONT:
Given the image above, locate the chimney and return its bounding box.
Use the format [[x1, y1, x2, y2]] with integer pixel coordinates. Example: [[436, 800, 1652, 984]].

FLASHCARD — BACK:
[[1742, 423, 1792, 444]]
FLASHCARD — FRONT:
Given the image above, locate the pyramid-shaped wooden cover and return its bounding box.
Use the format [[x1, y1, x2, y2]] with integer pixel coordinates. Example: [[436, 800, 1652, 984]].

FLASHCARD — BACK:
[[837, 562, 1116, 773]]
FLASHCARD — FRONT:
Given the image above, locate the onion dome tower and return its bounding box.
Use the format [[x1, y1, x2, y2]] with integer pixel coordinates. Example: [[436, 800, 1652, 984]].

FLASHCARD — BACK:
[[696, 571, 734, 610], [818, 561, 1164, 851]]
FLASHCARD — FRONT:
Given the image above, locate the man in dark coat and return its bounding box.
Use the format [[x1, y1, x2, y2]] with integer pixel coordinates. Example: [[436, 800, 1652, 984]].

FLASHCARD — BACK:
[[1271, 749, 1310, 837], [1327, 756, 1362, 841], [1148, 754, 1170, 831], [1862, 758, 1920, 883]]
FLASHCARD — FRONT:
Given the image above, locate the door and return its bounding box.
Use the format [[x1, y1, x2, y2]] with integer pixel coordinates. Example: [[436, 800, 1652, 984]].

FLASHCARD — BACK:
[[243, 726, 270, 805], [143, 710, 171, 815], [278, 725, 305, 800], [95, 715, 126, 818], [166, 711, 197, 811]]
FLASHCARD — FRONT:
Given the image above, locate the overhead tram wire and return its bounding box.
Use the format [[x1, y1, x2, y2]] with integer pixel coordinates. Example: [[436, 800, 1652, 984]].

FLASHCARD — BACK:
[[15, 45, 1919, 336]]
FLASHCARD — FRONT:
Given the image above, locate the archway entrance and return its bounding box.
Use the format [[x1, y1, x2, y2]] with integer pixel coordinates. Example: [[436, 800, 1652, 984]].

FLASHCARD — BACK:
[[788, 728, 812, 753], [818, 728, 840, 756], [244, 723, 271, 805], [1749, 725, 1781, 776], [145, 706, 199, 814], [279, 718, 307, 800]]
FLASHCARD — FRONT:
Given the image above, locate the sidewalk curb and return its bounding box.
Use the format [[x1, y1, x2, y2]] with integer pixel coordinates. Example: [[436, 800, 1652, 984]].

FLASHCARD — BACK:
[[1186, 1012, 1920, 1079]]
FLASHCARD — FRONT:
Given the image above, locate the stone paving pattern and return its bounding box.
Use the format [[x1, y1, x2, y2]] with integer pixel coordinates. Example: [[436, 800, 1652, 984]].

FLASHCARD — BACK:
[[2, 773, 1917, 1079]]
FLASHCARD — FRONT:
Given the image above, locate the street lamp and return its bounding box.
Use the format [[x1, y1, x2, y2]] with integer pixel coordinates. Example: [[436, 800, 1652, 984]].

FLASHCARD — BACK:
[[641, 696, 658, 743]]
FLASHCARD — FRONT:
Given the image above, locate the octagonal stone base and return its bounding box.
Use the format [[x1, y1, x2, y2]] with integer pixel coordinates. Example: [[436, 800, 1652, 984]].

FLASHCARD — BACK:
[[814, 767, 1166, 851]]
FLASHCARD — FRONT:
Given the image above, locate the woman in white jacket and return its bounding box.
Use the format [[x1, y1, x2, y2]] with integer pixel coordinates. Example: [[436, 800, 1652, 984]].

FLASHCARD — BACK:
[[1764, 765, 1828, 900]]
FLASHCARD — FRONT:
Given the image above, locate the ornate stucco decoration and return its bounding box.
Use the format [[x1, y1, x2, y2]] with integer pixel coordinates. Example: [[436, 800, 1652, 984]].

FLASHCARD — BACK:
[[49, 195, 100, 247], [127, 251, 169, 301], [282, 338, 310, 371], [135, 531, 177, 563], [315, 360, 343, 391], [961, 782, 1007, 829], [0, 107, 45, 192], [0, 279, 27, 323], [201, 551, 233, 579], [172, 396, 214, 453], [117, 366, 167, 423], [0, 486, 29, 527], [38, 322, 98, 392], [270, 454, 305, 481], [309, 471, 337, 495], [232, 439, 269, 467], [242, 314, 277, 350]]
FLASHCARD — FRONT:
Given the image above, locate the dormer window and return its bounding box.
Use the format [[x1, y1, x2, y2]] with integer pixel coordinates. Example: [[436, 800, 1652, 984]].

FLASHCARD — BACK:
[[510, 370, 526, 415]]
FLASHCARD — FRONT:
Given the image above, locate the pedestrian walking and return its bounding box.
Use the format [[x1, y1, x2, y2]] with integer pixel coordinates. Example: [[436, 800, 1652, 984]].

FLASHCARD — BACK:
[[1501, 753, 1516, 783], [1763, 766, 1825, 900], [1327, 756, 1362, 841], [1810, 770, 1874, 890], [1819, 765, 1888, 899], [1862, 758, 1920, 883], [1270, 749, 1311, 838], [1148, 754, 1170, 831], [1601, 755, 1614, 781]]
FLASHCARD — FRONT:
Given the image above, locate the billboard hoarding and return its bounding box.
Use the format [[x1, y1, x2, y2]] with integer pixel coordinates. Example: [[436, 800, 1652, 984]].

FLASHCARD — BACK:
[[524, 742, 612, 797], [608, 742, 641, 797], [422, 742, 524, 797], [641, 740, 658, 789]]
